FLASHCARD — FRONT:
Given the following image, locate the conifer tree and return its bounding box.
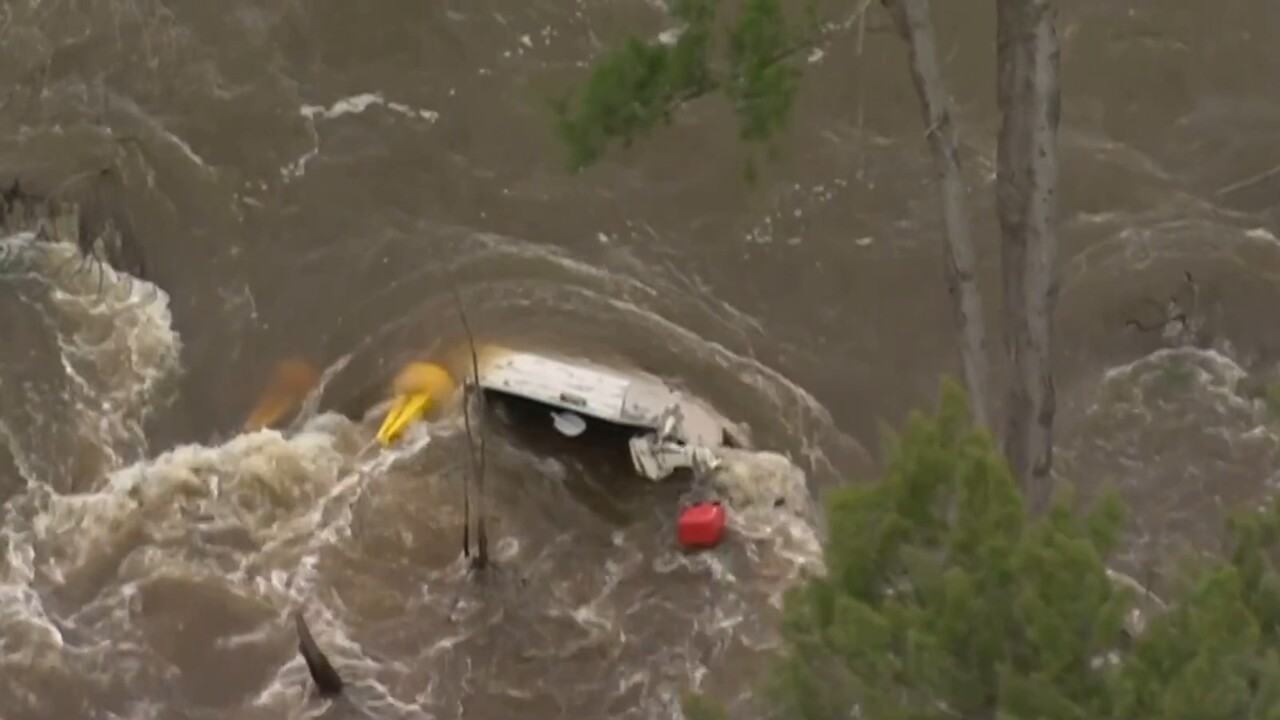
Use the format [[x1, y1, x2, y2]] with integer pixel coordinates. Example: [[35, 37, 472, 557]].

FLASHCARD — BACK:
[[683, 380, 1280, 719]]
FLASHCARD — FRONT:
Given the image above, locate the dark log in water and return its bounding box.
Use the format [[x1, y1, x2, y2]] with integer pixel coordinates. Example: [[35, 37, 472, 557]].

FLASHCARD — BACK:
[[293, 609, 344, 698]]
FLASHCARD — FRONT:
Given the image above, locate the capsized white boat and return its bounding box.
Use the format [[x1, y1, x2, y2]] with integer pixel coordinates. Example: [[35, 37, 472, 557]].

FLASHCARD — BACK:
[[474, 348, 745, 481]]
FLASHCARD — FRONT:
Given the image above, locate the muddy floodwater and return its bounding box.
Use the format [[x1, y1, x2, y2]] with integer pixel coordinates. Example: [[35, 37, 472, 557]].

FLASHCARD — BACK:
[[2, 1, 1279, 718]]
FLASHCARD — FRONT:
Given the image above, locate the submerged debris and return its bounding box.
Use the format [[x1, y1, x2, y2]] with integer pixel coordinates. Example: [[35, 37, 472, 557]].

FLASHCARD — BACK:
[[1123, 271, 1205, 348], [0, 175, 148, 282]]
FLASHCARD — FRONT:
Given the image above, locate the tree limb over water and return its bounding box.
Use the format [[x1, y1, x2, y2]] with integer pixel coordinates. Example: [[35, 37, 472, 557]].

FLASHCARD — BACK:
[[551, 0, 897, 169], [551, 0, 822, 180], [451, 284, 490, 571]]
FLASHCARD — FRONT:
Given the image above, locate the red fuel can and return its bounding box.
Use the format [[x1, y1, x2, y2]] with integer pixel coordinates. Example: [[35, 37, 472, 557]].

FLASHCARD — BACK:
[[678, 502, 726, 550]]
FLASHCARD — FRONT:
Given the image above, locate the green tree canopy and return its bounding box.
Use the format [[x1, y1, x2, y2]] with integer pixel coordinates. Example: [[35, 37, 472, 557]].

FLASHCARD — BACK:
[[687, 380, 1280, 720]]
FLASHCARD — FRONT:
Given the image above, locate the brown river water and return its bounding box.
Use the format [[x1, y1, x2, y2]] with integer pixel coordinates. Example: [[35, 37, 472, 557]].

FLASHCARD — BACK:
[[1, 0, 1279, 718]]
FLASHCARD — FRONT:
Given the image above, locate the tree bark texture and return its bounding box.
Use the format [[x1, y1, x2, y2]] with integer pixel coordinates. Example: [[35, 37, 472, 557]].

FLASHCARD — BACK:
[[996, 0, 1060, 489], [880, 0, 991, 430]]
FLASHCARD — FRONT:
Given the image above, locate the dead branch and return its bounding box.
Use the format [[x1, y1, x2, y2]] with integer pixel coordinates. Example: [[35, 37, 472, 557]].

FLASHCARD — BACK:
[[450, 284, 489, 570], [459, 373, 473, 559], [881, 0, 991, 429]]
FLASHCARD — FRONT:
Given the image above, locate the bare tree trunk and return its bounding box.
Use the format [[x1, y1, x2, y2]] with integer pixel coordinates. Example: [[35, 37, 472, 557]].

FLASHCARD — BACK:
[[995, 0, 1060, 489], [881, 0, 991, 429]]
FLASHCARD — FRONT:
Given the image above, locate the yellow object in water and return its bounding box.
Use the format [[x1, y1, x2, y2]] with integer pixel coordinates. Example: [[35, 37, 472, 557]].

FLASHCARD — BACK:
[[376, 361, 456, 447]]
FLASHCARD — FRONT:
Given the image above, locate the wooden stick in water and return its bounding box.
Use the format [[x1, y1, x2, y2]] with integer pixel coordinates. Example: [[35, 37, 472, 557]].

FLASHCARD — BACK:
[[450, 284, 489, 570]]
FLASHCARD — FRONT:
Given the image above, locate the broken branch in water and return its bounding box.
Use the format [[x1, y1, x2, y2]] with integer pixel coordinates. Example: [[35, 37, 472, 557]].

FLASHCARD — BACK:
[[458, 351, 473, 558], [293, 609, 344, 699], [1, 173, 151, 300], [1123, 271, 1199, 334], [450, 284, 490, 570]]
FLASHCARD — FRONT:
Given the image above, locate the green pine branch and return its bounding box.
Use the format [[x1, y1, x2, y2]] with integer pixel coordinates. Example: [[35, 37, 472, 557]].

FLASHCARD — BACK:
[[551, 0, 825, 177]]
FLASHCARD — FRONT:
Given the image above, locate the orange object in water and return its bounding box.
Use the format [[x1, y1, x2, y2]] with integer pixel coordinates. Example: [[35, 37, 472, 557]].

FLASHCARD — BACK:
[[678, 502, 726, 549], [243, 359, 321, 432]]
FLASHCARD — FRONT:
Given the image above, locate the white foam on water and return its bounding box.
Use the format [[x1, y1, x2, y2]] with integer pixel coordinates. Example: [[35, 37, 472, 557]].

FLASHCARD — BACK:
[[1060, 343, 1280, 575], [282, 93, 441, 181], [0, 218, 839, 719], [1, 232, 183, 471], [300, 93, 440, 124], [0, 229, 188, 718]]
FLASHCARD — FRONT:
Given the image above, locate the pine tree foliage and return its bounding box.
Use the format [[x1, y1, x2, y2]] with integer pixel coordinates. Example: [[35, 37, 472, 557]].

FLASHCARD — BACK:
[[684, 379, 1280, 720], [551, 0, 815, 176]]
